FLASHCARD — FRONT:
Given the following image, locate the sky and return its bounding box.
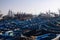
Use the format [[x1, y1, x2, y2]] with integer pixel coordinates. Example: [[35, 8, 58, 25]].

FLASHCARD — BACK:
[[0, 0, 60, 15]]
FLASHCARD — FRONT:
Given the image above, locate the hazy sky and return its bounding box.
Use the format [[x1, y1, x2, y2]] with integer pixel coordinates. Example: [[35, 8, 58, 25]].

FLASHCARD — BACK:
[[0, 0, 60, 15]]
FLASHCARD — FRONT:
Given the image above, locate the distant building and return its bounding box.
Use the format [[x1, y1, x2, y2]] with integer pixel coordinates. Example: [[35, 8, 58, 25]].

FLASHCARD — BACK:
[[38, 11, 57, 18], [14, 12, 33, 20], [8, 10, 15, 17], [3, 10, 15, 19]]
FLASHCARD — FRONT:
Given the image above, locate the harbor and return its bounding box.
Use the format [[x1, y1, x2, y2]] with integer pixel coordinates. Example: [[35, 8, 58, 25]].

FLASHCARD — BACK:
[[0, 10, 60, 40]]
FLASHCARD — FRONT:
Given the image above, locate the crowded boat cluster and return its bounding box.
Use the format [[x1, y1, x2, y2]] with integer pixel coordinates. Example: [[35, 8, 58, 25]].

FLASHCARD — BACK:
[[0, 10, 60, 40]]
